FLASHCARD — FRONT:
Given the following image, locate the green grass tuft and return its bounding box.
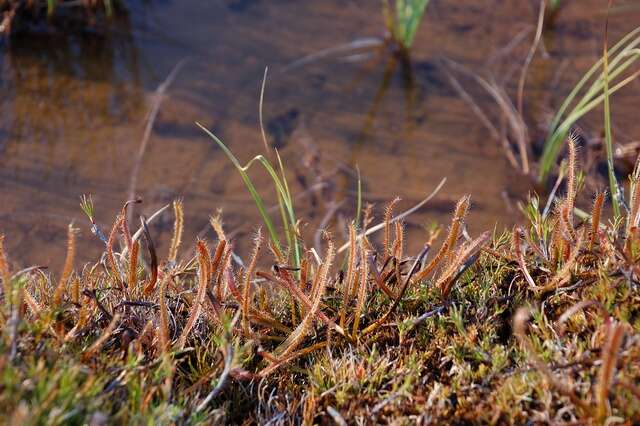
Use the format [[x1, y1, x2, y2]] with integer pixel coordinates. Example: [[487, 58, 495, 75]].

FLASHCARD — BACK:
[[383, 0, 430, 50]]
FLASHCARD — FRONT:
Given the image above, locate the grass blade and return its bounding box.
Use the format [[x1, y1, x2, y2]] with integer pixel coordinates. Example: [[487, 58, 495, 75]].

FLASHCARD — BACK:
[[197, 122, 282, 253], [540, 26, 640, 182], [602, 6, 620, 217]]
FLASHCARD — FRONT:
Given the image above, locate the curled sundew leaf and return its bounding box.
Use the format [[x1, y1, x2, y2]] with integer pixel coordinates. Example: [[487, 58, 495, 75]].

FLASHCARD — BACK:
[[352, 244, 370, 337], [412, 195, 470, 284], [362, 244, 429, 336], [225, 269, 291, 334], [176, 240, 210, 350], [242, 229, 262, 336], [436, 231, 490, 300], [209, 238, 226, 291], [257, 269, 346, 338], [158, 275, 170, 355], [128, 241, 139, 292], [0, 235, 11, 310], [392, 220, 404, 262], [368, 254, 396, 299], [596, 321, 626, 420], [258, 342, 327, 378], [53, 223, 77, 306], [340, 224, 357, 329], [119, 204, 171, 259], [558, 201, 577, 242], [273, 234, 334, 359], [23, 288, 42, 316], [383, 197, 401, 258], [536, 228, 585, 294], [119, 198, 141, 252], [590, 192, 605, 251], [141, 216, 158, 295], [106, 215, 125, 286], [168, 199, 184, 264]]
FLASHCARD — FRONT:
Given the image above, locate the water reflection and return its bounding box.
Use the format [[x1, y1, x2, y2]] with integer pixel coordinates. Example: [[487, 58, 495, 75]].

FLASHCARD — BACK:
[[2, 10, 144, 143], [0, 8, 145, 265], [354, 50, 422, 153]]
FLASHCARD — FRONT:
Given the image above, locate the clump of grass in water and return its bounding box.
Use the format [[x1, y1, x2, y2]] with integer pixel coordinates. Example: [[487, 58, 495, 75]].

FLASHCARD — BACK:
[[196, 122, 301, 270], [44, 0, 114, 17], [539, 25, 640, 188], [196, 69, 301, 269], [1, 0, 116, 37], [383, 0, 430, 51]]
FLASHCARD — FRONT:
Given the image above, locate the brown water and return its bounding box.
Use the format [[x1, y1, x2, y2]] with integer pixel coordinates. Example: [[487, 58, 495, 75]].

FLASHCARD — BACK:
[[1, 0, 639, 269]]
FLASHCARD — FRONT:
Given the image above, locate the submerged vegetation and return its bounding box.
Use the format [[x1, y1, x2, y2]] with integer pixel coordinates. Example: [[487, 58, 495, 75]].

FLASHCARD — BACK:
[[2, 133, 640, 423]]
